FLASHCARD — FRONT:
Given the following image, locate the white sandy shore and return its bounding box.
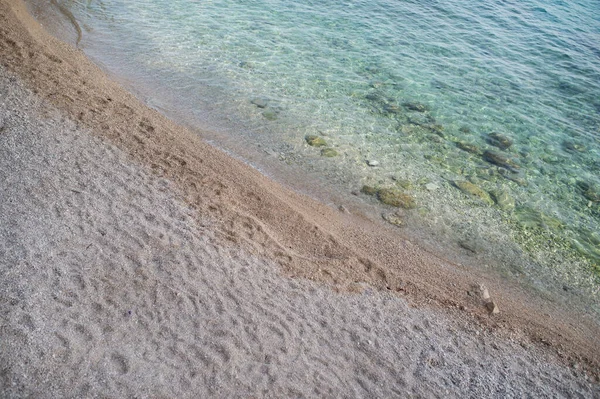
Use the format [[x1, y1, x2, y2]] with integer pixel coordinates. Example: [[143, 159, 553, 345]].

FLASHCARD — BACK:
[[0, 66, 598, 397]]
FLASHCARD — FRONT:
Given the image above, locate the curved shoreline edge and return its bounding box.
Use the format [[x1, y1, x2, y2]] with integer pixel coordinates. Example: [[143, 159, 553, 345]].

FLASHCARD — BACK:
[[1, 0, 599, 382], [49, 0, 82, 46]]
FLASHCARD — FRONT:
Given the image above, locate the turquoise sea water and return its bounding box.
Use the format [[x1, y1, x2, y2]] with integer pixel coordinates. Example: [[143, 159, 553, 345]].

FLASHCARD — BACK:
[[45, 0, 600, 311]]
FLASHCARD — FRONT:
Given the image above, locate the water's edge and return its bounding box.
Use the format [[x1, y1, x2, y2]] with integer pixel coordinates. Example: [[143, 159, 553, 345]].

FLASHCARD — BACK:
[[29, 0, 600, 319]]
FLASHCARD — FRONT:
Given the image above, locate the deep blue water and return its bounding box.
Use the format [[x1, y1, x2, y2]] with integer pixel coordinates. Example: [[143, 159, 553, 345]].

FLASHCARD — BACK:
[[50, 0, 600, 307]]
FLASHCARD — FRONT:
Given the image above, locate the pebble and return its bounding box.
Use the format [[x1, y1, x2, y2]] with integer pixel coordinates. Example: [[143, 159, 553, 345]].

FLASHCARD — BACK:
[[250, 98, 268, 108], [305, 135, 327, 147], [402, 102, 429, 112], [490, 189, 515, 211], [262, 109, 278, 120], [482, 150, 520, 172], [382, 211, 403, 226], [486, 132, 513, 150], [367, 160, 379, 167], [338, 205, 349, 213], [453, 180, 494, 205], [320, 148, 339, 157], [377, 188, 416, 209], [486, 301, 500, 314], [425, 182, 439, 191]]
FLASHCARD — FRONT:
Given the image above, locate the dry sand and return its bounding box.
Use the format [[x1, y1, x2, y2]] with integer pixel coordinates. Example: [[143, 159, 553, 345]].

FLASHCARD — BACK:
[[0, 0, 599, 396]]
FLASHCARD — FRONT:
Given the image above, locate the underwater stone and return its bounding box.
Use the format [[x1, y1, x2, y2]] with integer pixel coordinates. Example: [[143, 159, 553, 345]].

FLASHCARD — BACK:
[[360, 185, 378, 196], [393, 178, 413, 190], [490, 189, 515, 211], [425, 182, 439, 191], [383, 104, 402, 114], [320, 148, 338, 157], [402, 102, 429, 112], [305, 135, 328, 147], [428, 124, 445, 135], [563, 140, 586, 153], [486, 132, 513, 150], [251, 98, 268, 108], [577, 181, 600, 203], [427, 134, 444, 143], [262, 109, 278, 120], [365, 92, 385, 102], [408, 113, 434, 126], [382, 211, 403, 226], [377, 188, 417, 209], [483, 150, 520, 172], [514, 206, 545, 229], [367, 160, 380, 167], [498, 170, 528, 186], [456, 141, 481, 154], [453, 180, 494, 205]]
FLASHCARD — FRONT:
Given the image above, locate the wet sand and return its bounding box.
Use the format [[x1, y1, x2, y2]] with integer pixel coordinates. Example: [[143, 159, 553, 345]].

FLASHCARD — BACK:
[[0, 0, 599, 396]]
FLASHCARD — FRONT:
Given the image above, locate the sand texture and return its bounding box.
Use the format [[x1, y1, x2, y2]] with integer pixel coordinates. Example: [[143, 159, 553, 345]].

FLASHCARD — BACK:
[[0, 0, 599, 396]]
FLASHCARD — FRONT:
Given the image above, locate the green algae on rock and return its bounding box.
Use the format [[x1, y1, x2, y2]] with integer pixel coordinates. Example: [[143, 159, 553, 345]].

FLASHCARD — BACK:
[[483, 150, 520, 172], [486, 132, 513, 150], [402, 102, 429, 112], [377, 188, 417, 209], [453, 180, 494, 205], [456, 141, 481, 154], [320, 148, 339, 157], [360, 185, 379, 196], [305, 135, 328, 147]]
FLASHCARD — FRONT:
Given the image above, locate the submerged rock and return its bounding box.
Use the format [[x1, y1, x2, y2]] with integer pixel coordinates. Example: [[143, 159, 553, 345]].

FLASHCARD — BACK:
[[498, 169, 528, 186], [456, 141, 481, 154], [262, 109, 278, 120], [402, 102, 429, 112], [571, 229, 600, 263], [490, 189, 515, 211], [563, 140, 586, 153], [427, 134, 444, 143], [513, 206, 562, 230], [382, 211, 403, 226], [408, 113, 435, 126], [486, 132, 513, 150], [425, 124, 445, 137], [383, 103, 403, 114], [453, 180, 494, 205], [577, 181, 600, 203], [251, 98, 269, 108], [482, 150, 520, 172], [305, 135, 328, 147], [320, 148, 339, 157], [377, 188, 416, 209], [360, 185, 378, 196], [393, 178, 413, 190]]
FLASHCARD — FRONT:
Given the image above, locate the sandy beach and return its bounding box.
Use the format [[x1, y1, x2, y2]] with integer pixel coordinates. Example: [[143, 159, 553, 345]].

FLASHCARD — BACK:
[[1, 0, 599, 396]]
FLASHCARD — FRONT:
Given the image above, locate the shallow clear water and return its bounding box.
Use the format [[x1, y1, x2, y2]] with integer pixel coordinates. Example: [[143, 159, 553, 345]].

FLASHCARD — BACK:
[[49, 0, 600, 309]]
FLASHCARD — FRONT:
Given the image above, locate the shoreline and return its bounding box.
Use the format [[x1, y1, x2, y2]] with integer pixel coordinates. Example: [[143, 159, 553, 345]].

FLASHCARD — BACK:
[[1, 0, 599, 393], [27, 0, 600, 313]]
